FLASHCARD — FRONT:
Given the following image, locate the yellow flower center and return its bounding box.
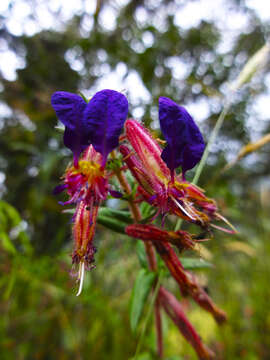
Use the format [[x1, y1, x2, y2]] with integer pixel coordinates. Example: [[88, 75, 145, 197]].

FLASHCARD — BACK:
[[173, 181, 190, 191], [73, 160, 104, 183]]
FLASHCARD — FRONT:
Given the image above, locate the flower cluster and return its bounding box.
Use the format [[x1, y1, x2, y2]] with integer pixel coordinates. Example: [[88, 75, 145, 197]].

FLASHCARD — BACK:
[[52, 89, 233, 358]]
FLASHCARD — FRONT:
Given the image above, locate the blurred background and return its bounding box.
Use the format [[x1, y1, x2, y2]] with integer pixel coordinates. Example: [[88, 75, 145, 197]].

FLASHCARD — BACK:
[[0, 0, 270, 359]]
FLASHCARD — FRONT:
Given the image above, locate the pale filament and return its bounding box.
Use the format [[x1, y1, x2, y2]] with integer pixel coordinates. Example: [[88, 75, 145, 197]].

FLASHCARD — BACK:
[[183, 200, 198, 219], [76, 261, 85, 296], [171, 197, 197, 221]]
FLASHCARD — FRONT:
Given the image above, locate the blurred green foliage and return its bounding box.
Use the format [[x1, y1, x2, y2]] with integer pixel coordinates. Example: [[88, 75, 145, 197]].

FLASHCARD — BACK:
[[0, 0, 270, 359]]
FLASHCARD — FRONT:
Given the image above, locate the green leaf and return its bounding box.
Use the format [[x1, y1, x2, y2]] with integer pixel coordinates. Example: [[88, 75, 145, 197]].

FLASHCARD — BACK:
[[63, 208, 131, 234], [63, 207, 133, 227], [130, 269, 156, 333], [106, 157, 122, 172], [0, 200, 21, 226], [3, 270, 16, 300], [140, 202, 153, 218], [181, 257, 213, 270], [98, 207, 133, 224], [97, 216, 127, 234], [0, 232, 17, 255]]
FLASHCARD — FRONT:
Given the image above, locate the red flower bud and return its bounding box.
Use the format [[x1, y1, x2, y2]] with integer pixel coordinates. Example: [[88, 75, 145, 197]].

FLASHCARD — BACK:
[[154, 241, 227, 324], [159, 286, 215, 360], [126, 224, 195, 252]]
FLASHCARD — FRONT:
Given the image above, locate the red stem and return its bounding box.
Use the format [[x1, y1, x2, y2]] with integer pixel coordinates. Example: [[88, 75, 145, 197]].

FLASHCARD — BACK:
[[112, 154, 163, 357]]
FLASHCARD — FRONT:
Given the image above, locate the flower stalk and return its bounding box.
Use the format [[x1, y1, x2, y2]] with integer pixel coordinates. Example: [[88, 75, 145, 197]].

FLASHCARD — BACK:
[[111, 152, 163, 357]]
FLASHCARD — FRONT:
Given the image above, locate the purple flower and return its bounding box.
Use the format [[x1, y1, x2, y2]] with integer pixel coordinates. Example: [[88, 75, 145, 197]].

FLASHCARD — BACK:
[[159, 97, 205, 178], [83, 89, 129, 166], [51, 89, 128, 167]]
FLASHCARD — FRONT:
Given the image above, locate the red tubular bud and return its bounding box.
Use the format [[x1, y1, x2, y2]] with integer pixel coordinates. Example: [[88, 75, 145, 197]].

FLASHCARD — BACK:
[[125, 119, 170, 181], [120, 144, 162, 196], [72, 200, 99, 269], [153, 241, 227, 324], [126, 224, 170, 242], [126, 224, 195, 252], [159, 286, 215, 360]]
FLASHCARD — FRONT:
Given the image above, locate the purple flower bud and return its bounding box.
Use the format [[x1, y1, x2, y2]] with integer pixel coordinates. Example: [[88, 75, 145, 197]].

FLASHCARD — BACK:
[[159, 97, 205, 178]]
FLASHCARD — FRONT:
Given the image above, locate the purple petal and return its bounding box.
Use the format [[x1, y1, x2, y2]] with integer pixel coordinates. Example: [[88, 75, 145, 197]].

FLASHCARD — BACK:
[[83, 90, 128, 164], [53, 184, 67, 195], [159, 97, 205, 176], [63, 127, 89, 167], [51, 92, 86, 130], [108, 189, 123, 198], [51, 92, 88, 164]]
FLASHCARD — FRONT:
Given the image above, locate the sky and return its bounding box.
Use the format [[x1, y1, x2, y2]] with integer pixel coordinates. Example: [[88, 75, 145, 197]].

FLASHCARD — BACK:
[[0, 0, 269, 159], [1, 0, 269, 80]]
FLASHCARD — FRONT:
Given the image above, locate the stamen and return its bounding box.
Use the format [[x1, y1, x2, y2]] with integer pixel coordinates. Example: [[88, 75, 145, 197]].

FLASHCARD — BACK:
[[76, 261, 85, 296], [210, 223, 237, 234], [133, 166, 145, 176], [156, 138, 166, 145], [119, 134, 126, 142], [122, 151, 135, 161], [215, 213, 238, 234], [183, 200, 198, 219], [171, 197, 196, 221]]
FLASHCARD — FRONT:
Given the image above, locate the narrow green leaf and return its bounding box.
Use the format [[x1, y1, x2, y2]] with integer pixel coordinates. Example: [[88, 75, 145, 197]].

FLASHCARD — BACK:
[[181, 257, 213, 270], [130, 269, 156, 333], [98, 207, 133, 224], [0, 232, 17, 255], [97, 215, 127, 233], [63, 207, 133, 226], [140, 202, 153, 218], [0, 200, 21, 226], [4, 270, 16, 300]]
